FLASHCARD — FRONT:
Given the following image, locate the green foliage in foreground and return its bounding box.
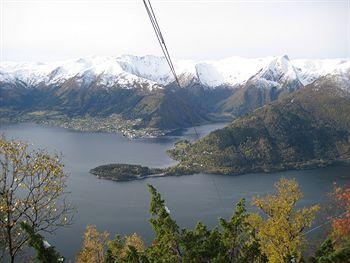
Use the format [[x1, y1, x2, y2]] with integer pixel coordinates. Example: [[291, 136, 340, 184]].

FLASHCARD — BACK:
[[307, 238, 350, 263], [76, 184, 267, 263], [25, 180, 350, 263], [76, 179, 350, 263], [21, 222, 64, 263]]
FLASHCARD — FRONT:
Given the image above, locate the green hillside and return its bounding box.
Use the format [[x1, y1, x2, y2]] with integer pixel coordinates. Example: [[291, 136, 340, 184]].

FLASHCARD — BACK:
[[169, 77, 350, 175]]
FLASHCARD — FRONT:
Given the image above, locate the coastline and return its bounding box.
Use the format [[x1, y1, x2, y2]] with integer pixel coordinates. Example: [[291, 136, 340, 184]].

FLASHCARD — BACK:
[[89, 159, 350, 183]]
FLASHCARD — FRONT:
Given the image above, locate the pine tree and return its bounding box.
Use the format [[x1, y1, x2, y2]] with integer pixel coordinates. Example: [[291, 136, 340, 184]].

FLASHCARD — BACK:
[[219, 198, 267, 262], [146, 184, 182, 262], [308, 238, 350, 263], [105, 233, 145, 263], [181, 222, 226, 262], [21, 222, 64, 263]]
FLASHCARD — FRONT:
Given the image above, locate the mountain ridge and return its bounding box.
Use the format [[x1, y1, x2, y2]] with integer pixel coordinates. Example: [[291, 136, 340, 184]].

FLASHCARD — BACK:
[[1, 54, 349, 136], [1, 54, 348, 89]]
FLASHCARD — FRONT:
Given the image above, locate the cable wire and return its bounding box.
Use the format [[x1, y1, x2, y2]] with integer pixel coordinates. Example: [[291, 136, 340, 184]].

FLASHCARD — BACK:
[[143, 0, 180, 87], [142, 0, 228, 214], [143, 0, 199, 138], [304, 211, 348, 236]]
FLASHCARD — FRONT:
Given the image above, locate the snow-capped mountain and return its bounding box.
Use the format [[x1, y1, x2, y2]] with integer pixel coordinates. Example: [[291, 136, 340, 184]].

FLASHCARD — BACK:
[[1, 54, 349, 90], [293, 58, 350, 86], [311, 60, 350, 93], [194, 56, 271, 87], [249, 55, 303, 91], [1, 54, 349, 133]]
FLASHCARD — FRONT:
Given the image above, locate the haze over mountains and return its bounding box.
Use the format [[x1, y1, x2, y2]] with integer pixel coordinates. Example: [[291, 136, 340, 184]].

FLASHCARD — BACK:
[[1, 54, 349, 131]]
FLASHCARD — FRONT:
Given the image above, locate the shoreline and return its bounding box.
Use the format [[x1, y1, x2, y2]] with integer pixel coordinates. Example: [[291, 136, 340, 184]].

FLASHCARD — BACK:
[[0, 116, 173, 139], [0, 110, 231, 140], [89, 159, 350, 183]]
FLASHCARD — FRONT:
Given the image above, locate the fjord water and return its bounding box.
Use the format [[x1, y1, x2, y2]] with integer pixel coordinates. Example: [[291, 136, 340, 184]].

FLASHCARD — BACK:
[[1, 123, 350, 259]]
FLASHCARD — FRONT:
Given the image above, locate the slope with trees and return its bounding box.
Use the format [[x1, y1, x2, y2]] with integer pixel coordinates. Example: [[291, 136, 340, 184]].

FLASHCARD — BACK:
[[169, 76, 350, 175]]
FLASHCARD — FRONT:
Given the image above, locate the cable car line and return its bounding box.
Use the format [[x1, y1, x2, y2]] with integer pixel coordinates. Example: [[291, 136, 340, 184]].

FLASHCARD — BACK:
[[143, 0, 226, 214], [143, 0, 180, 87], [304, 211, 347, 236], [143, 0, 199, 138]]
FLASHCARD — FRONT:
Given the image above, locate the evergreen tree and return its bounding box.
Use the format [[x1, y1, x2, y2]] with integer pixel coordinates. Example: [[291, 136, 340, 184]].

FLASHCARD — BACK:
[[308, 238, 350, 263], [21, 222, 64, 263], [146, 184, 182, 262], [181, 222, 226, 262], [219, 198, 267, 262], [145, 185, 266, 262], [105, 233, 145, 263]]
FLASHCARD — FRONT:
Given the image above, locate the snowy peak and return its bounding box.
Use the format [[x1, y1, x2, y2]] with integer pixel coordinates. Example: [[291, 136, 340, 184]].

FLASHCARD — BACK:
[[322, 61, 350, 92], [116, 55, 174, 85], [195, 56, 271, 87], [293, 58, 349, 86], [1, 55, 349, 91], [0, 56, 166, 90], [258, 55, 298, 81], [251, 55, 303, 90]]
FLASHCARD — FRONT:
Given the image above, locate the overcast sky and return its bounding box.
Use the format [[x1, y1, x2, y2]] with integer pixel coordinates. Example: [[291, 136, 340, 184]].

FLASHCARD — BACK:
[[1, 0, 349, 62]]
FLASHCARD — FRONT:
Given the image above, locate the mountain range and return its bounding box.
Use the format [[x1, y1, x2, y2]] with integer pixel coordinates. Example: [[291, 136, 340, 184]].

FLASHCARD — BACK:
[[1, 54, 349, 132]]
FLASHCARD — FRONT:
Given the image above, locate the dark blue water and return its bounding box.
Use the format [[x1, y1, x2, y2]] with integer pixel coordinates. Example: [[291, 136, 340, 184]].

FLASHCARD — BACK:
[[1, 123, 349, 260]]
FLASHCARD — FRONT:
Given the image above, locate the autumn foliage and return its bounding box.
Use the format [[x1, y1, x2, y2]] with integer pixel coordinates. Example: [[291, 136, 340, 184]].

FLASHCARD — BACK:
[[76, 225, 109, 263], [331, 185, 350, 245], [0, 137, 74, 263], [249, 178, 320, 263]]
